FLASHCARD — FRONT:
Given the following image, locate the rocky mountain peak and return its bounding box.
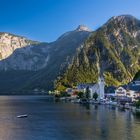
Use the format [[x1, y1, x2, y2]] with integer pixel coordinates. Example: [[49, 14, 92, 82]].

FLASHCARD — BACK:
[[108, 15, 139, 24], [76, 25, 91, 32], [0, 33, 35, 60], [103, 15, 140, 37]]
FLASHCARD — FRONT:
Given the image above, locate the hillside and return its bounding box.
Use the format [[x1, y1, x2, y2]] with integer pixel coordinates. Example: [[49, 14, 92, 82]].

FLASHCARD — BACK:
[[55, 15, 140, 90]]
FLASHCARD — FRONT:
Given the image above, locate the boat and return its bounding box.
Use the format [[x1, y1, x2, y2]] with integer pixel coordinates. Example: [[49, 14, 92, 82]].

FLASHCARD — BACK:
[[110, 101, 117, 106], [93, 100, 100, 105], [17, 114, 28, 118], [71, 99, 80, 103], [105, 101, 112, 105]]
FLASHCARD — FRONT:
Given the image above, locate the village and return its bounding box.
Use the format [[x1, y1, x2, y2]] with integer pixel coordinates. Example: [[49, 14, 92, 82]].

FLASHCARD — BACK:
[[51, 74, 140, 115]]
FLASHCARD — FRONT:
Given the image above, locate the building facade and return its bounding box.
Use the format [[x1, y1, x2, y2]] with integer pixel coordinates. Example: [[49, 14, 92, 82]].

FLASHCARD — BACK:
[[98, 75, 105, 99], [76, 74, 105, 100]]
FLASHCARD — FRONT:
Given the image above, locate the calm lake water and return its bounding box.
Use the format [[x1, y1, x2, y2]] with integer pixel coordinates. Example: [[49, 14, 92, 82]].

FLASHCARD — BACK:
[[0, 96, 140, 140]]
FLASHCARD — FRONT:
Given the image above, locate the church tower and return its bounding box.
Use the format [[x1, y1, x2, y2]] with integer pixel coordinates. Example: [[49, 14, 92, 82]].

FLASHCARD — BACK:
[[97, 61, 105, 99], [98, 74, 105, 99]]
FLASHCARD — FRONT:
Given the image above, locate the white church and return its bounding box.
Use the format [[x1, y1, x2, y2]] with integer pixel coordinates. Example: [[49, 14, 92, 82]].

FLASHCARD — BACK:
[[90, 75, 105, 99], [76, 74, 105, 100]]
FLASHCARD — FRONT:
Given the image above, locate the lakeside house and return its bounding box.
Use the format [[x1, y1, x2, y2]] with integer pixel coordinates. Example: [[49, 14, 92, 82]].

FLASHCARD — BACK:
[[115, 87, 127, 97], [128, 81, 140, 100], [114, 81, 140, 101], [66, 88, 78, 98]]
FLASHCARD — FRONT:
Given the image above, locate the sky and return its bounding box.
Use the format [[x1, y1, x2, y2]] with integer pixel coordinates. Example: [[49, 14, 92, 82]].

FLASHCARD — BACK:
[[0, 0, 140, 42]]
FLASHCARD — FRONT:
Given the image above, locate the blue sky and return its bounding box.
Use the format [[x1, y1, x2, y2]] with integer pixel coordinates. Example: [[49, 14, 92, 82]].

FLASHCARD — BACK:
[[0, 0, 140, 42]]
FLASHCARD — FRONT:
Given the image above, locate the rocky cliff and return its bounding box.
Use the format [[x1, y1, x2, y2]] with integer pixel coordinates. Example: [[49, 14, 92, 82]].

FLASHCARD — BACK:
[[0, 33, 35, 60], [0, 33, 50, 70]]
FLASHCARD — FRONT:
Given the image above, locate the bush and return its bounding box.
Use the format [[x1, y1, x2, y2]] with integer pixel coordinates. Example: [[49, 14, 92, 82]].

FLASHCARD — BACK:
[[93, 92, 98, 100], [134, 100, 140, 108], [60, 92, 70, 97], [77, 91, 84, 98]]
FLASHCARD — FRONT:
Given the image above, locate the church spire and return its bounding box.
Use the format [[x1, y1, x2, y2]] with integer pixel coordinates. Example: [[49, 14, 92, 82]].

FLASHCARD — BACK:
[[97, 61, 105, 99], [97, 59, 103, 79]]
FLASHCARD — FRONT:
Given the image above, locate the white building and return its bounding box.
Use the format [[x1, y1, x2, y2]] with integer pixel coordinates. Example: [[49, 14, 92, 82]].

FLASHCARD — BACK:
[[115, 87, 127, 97], [105, 81, 140, 100], [89, 75, 105, 99], [77, 74, 105, 100], [98, 75, 105, 99], [126, 90, 136, 101]]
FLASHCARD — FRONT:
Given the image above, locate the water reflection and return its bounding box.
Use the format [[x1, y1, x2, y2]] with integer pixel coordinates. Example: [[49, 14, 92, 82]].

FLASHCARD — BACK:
[[81, 103, 90, 110], [0, 96, 140, 140], [94, 105, 98, 109]]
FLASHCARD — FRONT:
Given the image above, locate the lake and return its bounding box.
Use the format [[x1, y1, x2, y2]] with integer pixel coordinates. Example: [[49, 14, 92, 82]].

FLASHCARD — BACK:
[[0, 96, 140, 140]]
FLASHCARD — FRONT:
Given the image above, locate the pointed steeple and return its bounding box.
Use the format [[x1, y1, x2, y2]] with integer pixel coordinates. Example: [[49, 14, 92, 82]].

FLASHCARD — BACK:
[[97, 61, 105, 99], [97, 59, 104, 79]]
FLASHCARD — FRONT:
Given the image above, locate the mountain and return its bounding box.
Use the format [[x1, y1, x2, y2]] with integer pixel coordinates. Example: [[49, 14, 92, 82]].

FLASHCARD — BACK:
[[0, 26, 91, 71], [0, 33, 37, 60], [55, 15, 140, 90], [0, 32, 49, 70], [0, 15, 140, 93], [21, 25, 91, 91], [0, 26, 91, 92]]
